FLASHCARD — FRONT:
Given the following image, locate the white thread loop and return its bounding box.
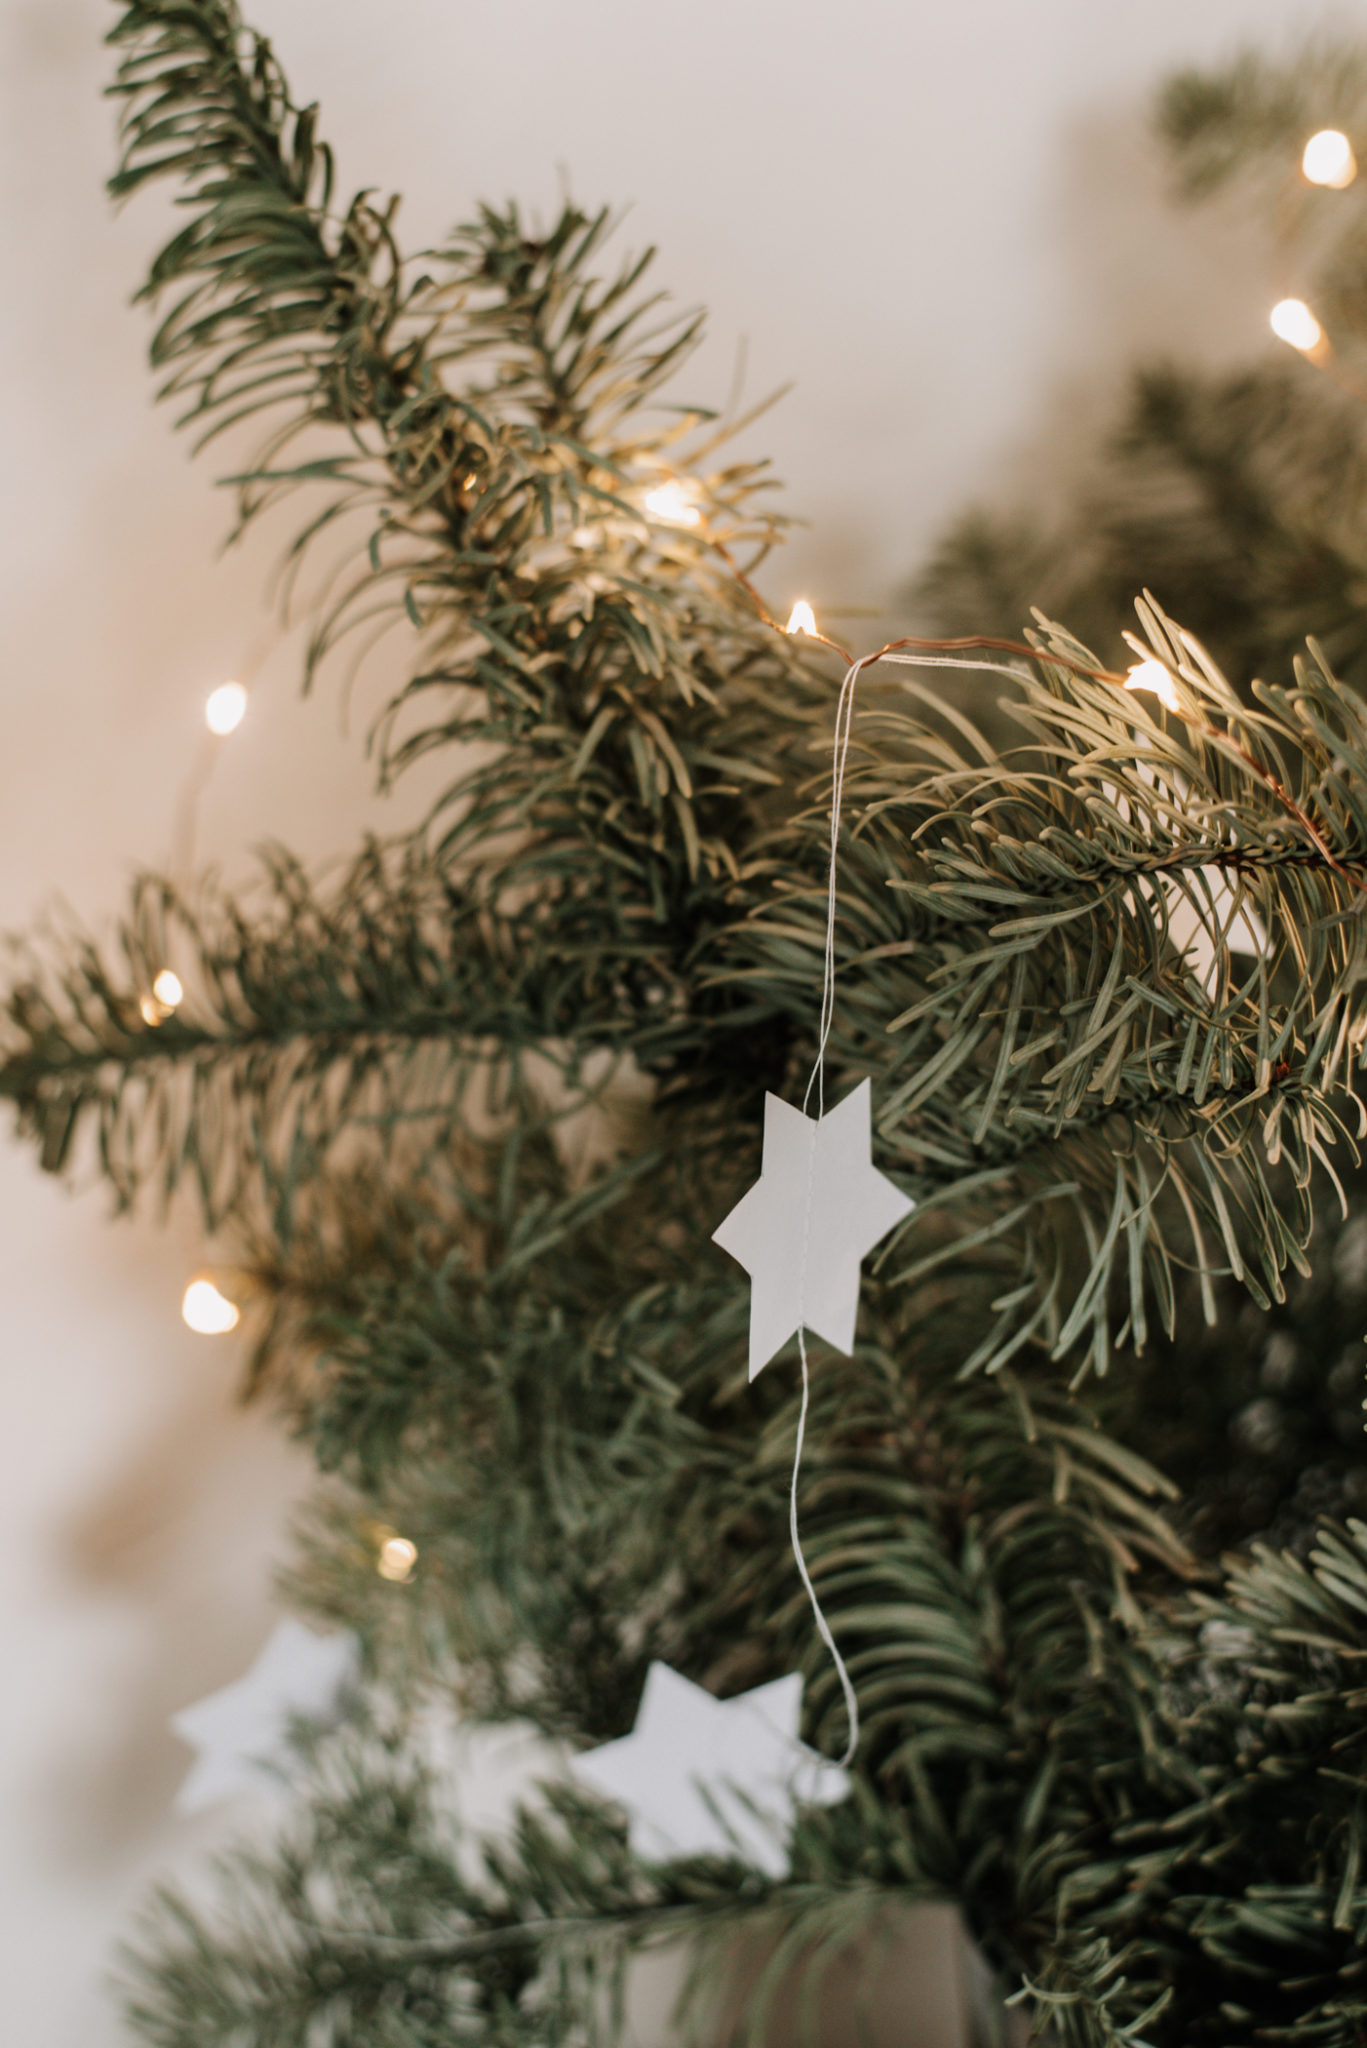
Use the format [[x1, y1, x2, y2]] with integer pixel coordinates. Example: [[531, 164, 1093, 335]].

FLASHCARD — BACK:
[[788, 648, 1029, 1766], [805, 649, 1030, 1124], [803, 659, 866, 1121], [792, 657, 866, 1767]]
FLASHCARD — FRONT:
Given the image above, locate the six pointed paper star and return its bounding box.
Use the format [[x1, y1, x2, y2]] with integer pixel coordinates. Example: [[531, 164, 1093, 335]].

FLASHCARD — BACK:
[[569, 1661, 849, 1878], [712, 1079, 915, 1379], [170, 1618, 359, 1814]]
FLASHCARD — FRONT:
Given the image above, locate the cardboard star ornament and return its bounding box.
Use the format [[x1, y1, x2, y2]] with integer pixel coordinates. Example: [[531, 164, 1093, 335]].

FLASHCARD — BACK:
[[569, 1661, 849, 1878], [712, 1079, 914, 1379], [170, 1618, 360, 1814]]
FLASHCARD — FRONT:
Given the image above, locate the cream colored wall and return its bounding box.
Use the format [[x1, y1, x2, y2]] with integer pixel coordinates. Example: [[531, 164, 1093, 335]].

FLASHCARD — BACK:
[[0, 0, 1347, 2039]]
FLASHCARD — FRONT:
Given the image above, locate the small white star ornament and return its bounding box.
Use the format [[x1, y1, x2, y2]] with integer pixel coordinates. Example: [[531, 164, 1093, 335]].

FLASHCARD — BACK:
[[170, 1618, 360, 1814], [569, 1661, 849, 1878], [712, 1080, 914, 1379]]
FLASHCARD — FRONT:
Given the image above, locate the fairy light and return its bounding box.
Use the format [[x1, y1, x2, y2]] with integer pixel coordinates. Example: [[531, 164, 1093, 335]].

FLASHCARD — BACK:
[[642, 478, 703, 528], [181, 1277, 240, 1335], [1302, 129, 1357, 188], [1270, 297, 1325, 354], [204, 681, 247, 735], [376, 1534, 418, 1583], [1124, 660, 1181, 714], [785, 599, 817, 637], [139, 968, 184, 1026]]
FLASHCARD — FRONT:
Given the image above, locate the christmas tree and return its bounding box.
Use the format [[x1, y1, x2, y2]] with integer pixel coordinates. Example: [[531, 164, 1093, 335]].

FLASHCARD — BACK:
[[10, 7, 1367, 2042]]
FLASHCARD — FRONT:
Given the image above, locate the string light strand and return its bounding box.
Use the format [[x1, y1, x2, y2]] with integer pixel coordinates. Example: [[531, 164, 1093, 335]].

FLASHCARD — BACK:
[[164, 652, 265, 1320]]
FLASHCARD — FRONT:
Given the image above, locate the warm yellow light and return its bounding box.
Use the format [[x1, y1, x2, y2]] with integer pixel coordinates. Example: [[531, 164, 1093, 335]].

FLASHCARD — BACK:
[[205, 681, 247, 735], [181, 1277, 241, 1335], [1302, 129, 1357, 188], [1123, 660, 1181, 714], [1270, 297, 1325, 353], [785, 599, 817, 637], [643, 479, 703, 528], [140, 968, 184, 1026], [377, 1535, 418, 1583]]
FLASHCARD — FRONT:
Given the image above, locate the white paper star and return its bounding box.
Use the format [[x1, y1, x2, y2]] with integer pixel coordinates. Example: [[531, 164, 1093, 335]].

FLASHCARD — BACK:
[[712, 1079, 915, 1379], [170, 1618, 360, 1814], [569, 1661, 849, 1878]]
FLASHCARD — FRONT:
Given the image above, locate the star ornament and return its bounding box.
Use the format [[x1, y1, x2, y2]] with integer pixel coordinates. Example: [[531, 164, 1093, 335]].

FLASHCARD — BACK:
[[712, 1080, 914, 1380], [569, 1662, 849, 1879], [170, 1618, 359, 1814]]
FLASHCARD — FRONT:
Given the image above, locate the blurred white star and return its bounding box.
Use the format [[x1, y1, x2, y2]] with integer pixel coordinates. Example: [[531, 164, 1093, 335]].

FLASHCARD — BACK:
[[570, 1662, 849, 1878], [713, 1080, 914, 1379], [170, 1618, 359, 1814]]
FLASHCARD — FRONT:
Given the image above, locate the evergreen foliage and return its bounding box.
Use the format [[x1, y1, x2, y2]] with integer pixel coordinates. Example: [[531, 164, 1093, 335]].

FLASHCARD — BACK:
[[913, 42, 1367, 698], [914, 38, 1367, 1589], [9, 7, 1367, 2041]]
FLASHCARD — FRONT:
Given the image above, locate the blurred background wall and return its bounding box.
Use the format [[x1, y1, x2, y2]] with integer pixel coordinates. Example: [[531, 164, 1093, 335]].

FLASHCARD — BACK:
[[0, 1, 1354, 2038]]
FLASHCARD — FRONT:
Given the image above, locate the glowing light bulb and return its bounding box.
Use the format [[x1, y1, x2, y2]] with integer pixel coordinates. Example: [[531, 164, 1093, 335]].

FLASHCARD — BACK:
[[1123, 660, 1181, 714], [205, 681, 247, 735], [377, 1535, 418, 1583], [1270, 298, 1325, 353], [181, 1277, 240, 1335], [785, 599, 817, 637], [1302, 129, 1357, 188], [139, 995, 165, 1026], [643, 479, 703, 527], [152, 969, 183, 1010]]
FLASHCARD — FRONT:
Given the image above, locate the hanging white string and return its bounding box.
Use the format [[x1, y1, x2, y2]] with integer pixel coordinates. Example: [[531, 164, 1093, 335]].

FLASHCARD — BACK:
[[800, 653, 1031, 1127], [803, 657, 867, 1122], [790, 654, 870, 1767], [788, 646, 1028, 1767], [786, 655, 860, 1761], [792, 1293, 860, 1764]]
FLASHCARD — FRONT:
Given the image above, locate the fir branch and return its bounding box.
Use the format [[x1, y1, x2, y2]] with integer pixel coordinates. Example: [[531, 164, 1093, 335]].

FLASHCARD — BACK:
[[1157, 40, 1367, 199], [105, 0, 825, 908], [37, 17, 1367, 2046], [912, 365, 1367, 695], [0, 842, 716, 1225]]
